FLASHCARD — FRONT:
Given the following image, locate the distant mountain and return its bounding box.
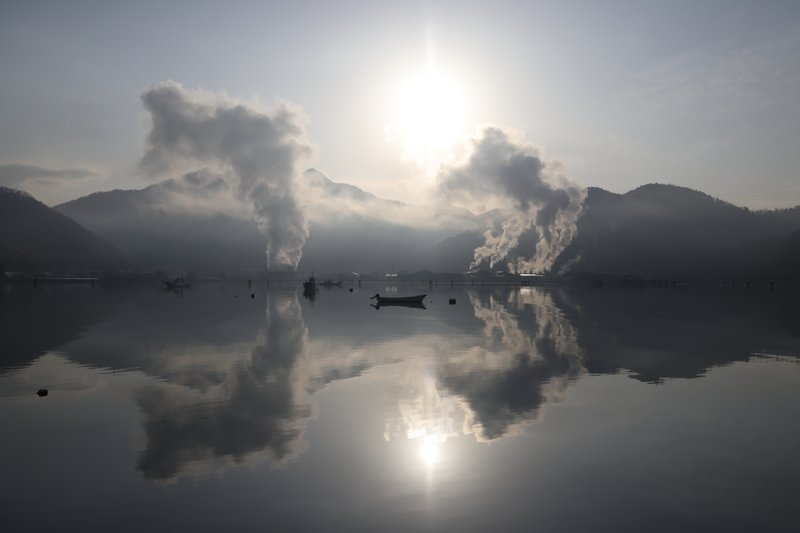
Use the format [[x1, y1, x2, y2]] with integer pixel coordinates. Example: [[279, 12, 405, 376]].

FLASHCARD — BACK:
[[297, 169, 449, 273], [52, 174, 800, 280], [56, 170, 474, 274], [55, 172, 265, 273], [304, 168, 404, 208], [0, 187, 127, 272], [552, 184, 800, 280], [427, 231, 485, 273]]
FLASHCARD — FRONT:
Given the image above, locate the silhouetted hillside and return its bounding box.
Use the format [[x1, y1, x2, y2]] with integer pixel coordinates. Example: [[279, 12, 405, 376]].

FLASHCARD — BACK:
[[552, 184, 800, 280], [427, 231, 484, 272], [0, 187, 127, 272]]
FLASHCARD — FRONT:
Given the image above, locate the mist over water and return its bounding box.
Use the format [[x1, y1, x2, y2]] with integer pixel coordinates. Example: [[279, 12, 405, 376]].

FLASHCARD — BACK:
[[1, 283, 799, 531]]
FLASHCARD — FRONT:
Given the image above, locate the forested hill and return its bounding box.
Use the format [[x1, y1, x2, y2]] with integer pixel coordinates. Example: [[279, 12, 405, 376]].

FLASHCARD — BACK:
[[552, 184, 800, 280]]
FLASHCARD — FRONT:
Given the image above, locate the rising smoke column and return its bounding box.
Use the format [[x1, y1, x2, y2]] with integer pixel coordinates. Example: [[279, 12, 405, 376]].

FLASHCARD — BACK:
[[140, 81, 312, 270], [438, 126, 585, 273]]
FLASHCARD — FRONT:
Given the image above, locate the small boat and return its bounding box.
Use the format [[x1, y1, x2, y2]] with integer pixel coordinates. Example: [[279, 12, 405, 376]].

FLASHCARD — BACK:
[[302, 275, 318, 292], [163, 277, 190, 289], [319, 280, 343, 288], [369, 293, 426, 304]]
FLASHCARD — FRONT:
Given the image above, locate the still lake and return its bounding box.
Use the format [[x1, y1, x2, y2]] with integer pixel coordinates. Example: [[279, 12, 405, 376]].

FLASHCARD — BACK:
[[2, 282, 799, 532]]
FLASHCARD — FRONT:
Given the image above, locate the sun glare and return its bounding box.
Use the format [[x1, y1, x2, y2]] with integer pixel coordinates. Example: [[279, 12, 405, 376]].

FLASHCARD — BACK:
[[386, 70, 468, 173], [419, 440, 441, 468]]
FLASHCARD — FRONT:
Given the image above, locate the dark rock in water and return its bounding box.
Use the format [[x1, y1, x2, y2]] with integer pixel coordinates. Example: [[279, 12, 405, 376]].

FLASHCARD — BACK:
[[250, 293, 255, 299], [449, 298, 456, 305], [36, 389, 48, 397], [349, 288, 353, 292]]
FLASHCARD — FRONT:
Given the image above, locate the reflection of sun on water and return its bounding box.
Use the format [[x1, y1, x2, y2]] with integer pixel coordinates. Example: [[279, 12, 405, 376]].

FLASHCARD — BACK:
[[397, 375, 459, 471]]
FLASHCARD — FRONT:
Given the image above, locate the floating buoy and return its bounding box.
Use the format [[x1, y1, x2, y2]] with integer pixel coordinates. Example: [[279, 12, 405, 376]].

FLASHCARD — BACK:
[[37, 389, 48, 397], [449, 298, 456, 305]]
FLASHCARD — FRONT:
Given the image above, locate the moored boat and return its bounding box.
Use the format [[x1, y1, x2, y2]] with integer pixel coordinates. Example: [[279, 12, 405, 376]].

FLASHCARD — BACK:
[[369, 293, 426, 304]]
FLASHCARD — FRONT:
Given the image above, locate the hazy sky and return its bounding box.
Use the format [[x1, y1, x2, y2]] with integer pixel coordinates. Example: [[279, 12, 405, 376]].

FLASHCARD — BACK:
[[1, 0, 799, 208]]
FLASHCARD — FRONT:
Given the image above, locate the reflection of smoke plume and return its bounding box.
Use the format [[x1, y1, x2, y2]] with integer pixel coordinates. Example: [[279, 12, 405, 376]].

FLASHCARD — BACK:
[[140, 81, 312, 270], [438, 126, 585, 273], [381, 287, 584, 446], [384, 373, 462, 445], [438, 288, 584, 440], [136, 294, 312, 481]]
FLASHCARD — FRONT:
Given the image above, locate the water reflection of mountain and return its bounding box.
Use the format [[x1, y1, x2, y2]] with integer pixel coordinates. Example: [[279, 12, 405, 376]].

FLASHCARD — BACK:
[[395, 286, 800, 447], [553, 288, 800, 383], [0, 284, 121, 373], [5, 284, 800, 482], [61, 287, 266, 390], [7, 287, 314, 481]]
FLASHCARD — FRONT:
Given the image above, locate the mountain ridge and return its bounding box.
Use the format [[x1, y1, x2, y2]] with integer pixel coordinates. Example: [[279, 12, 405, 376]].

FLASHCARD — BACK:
[[553, 182, 800, 280], [0, 186, 127, 272], [4, 172, 796, 279]]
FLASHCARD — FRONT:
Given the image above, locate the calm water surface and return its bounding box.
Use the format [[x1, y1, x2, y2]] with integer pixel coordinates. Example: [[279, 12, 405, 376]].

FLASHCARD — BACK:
[[2, 282, 799, 532]]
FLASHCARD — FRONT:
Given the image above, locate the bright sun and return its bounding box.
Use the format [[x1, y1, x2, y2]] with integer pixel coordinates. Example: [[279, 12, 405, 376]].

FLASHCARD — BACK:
[[419, 440, 441, 468], [386, 70, 468, 172]]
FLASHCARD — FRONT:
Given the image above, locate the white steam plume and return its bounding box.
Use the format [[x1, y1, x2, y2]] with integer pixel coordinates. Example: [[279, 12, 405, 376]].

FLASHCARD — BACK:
[[438, 126, 585, 273], [139, 81, 312, 270]]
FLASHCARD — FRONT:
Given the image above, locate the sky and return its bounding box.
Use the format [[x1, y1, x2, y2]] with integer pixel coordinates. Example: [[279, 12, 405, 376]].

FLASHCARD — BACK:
[[1, 0, 800, 208]]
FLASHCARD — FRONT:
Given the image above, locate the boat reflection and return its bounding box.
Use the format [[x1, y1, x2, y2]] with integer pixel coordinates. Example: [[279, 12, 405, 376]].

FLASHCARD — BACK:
[[370, 301, 427, 310], [302, 287, 317, 303]]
